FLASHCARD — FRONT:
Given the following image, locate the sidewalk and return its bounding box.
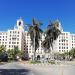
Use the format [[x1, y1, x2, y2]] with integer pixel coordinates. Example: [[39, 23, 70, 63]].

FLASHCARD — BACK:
[[66, 61, 75, 64], [18, 61, 29, 64], [18, 60, 75, 66]]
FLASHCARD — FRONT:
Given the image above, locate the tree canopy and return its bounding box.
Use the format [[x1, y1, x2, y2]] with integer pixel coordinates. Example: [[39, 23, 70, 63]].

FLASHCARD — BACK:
[[42, 20, 61, 52], [28, 18, 43, 51]]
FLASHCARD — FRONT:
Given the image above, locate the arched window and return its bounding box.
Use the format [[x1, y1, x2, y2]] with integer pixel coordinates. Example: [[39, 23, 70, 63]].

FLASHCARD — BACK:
[[19, 21, 21, 26]]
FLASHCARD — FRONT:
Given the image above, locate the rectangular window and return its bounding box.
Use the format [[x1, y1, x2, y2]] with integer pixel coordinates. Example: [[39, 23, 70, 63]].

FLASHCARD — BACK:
[[12, 45, 13, 47], [9, 42, 11, 44], [12, 42, 13, 44], [62, 47, 63, 49], [59, 47, 61, 49], [24, 45, 25, 47], [27, 33, 29, 36], [5, 42, 7, 44], [17, 35, 19, 37], [12, 42, 16, 44], [12, 38, 16, 40], [17, 42, 19, 44], [17, 38, 19, 41], [10, 31, 11, 33], [66, 47, 68, 49], [59, 50, 61, 52], [59, 40, 60, 42], [18, 32, 19, 34]]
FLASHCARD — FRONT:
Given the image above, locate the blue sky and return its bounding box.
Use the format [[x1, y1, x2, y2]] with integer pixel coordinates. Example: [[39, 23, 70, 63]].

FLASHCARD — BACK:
[[0, 0, 75, 33]]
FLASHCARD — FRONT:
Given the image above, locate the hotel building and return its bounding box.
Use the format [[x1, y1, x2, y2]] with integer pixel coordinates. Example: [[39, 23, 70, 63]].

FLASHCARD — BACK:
[[0, 18, 75, 59]]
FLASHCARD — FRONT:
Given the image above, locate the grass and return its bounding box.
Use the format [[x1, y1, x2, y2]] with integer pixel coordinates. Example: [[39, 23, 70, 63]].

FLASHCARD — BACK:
[[48, 60, 55, 64], [29, 60, 56, 64], [29, 60, 41, 64]]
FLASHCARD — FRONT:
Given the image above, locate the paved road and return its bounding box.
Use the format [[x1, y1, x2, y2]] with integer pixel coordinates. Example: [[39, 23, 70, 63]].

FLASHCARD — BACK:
[[0, 62, 75, 75], [0, 62, 32, 75], [22, 63, 75, 75]]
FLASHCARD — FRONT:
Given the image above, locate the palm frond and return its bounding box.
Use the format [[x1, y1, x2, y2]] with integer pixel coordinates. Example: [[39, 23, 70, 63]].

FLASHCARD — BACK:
[[28, 18, 43, 51], [42, 20, 61, 53]]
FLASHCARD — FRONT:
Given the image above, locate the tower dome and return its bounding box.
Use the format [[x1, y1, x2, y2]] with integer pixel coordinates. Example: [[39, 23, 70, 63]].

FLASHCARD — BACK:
[[16, 17, 24, 31]]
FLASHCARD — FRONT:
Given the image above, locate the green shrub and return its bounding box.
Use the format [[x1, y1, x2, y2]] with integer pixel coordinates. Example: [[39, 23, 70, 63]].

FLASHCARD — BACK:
[[48, 61, 55, 64], [0, 52, 8, 62]]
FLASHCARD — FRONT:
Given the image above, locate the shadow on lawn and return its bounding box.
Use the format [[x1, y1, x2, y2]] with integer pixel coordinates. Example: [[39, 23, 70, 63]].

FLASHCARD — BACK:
[[0, 69, 30, 75]]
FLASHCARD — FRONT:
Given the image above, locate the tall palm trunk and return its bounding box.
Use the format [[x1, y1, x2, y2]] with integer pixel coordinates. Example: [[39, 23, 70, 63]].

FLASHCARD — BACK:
[[51, 42, 54, 60], [49, 40, 53, 60], [50, 41, 53, 60], [33, 30, 36, 61]]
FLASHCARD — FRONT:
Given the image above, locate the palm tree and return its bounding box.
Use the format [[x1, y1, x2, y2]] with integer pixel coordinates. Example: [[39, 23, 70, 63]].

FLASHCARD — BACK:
[[28, 18, 43, 61], [42, 20, 61, 59]]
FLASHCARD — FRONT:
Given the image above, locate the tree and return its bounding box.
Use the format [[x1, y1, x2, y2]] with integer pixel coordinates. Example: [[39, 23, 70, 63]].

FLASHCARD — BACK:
[[18, 51, 28, 60], [0, 45, 5, 53], [42, 20, 61, 59], [7, 46, 19, 60], [28, 18, 43, 60], [7, 49, 14, 60], [0, 45, 8, 62], [69, 48, 75, 59], [13, 46, 19, 58]]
